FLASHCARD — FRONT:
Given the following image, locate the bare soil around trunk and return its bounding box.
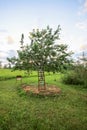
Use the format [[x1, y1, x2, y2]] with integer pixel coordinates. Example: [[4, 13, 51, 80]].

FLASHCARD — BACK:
[[22, 84, 61, 96]]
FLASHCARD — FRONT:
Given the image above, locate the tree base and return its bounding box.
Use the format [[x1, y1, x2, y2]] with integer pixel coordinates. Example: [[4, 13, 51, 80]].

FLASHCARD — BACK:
[[23, 85, 61, 96]]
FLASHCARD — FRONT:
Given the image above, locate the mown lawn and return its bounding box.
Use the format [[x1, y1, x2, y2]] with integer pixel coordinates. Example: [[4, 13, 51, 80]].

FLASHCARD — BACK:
[[0, 69, 87, 130]]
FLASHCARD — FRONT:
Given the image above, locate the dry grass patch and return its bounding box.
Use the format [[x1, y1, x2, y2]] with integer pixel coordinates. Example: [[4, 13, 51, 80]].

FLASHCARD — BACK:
[[23, 85, 61, 96]]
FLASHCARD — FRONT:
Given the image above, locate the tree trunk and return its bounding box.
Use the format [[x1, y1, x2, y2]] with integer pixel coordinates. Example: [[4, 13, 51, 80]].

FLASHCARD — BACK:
[[38, 70, 46, 90]]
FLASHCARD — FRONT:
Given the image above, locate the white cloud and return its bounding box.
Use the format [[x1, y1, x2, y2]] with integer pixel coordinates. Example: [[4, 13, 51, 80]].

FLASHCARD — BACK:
[[7, 50, 17, 58], [67, 35, 87, 53], [76, 20, 87, 30], [6, 36, 15, 44], [0, 31, 19, 65], [77, 0, 87, 15], [0, 51, 8, 64], [80, 43, 87, 50], [83, 0, 87, 12], [0, 49, 17, 65], [78, 0, 87, 14], [75, 36, 87, 51], [0, 29, 8, 33], [0, 51, 7, 58]]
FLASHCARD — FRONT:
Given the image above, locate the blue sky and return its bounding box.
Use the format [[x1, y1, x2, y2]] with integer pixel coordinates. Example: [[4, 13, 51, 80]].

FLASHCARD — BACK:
[[0, 0, 87, 65]]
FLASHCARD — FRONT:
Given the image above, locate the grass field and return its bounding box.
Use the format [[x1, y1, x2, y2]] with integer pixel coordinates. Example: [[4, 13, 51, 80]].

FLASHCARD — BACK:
[[0, 69, 87, 130]]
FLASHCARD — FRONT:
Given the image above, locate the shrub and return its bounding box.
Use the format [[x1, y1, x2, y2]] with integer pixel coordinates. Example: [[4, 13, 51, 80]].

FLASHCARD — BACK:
[[63, 71, 84, 85], [63, 65, 87, 88]]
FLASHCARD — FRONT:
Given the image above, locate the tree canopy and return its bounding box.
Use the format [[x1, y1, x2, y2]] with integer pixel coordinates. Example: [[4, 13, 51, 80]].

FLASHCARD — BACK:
[[7, 25, 73, 73]]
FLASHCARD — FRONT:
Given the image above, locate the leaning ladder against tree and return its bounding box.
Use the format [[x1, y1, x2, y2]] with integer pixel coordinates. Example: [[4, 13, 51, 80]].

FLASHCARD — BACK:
[[38, 69, 46, 90]]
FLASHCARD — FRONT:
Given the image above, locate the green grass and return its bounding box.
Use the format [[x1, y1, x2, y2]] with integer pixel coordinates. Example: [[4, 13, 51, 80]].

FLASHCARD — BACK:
[[0, 69, 24, 80], [0, 69, 37, 81], [0, 69, 87, 130]]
